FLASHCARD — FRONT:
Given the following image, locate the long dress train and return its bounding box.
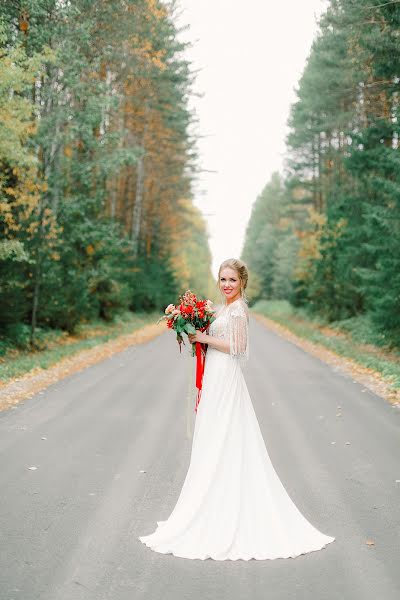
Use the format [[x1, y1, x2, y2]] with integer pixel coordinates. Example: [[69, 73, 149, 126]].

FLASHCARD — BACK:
[[138, 297, 335, 561]]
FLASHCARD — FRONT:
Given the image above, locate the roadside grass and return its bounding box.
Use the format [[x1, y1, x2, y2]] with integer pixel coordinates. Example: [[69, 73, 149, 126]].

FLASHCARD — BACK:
[[251, 300, 400, 391], [0, 311, 161, 383]]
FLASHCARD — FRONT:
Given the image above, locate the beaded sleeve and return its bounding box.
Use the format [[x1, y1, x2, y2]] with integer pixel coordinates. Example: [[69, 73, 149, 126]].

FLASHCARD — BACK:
[[228, 301, 249, 364]]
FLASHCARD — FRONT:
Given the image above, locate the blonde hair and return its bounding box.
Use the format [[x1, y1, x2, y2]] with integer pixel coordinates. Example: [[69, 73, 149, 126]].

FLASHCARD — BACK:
[[216, 258, 249, 304]]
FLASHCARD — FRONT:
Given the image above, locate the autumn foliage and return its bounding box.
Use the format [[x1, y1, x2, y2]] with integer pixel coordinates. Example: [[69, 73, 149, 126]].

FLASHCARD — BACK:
[[0, 1, 213, 348]]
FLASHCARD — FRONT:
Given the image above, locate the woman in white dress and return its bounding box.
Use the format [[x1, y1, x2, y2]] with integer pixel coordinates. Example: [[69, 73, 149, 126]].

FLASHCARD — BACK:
[[138, 258, 335, 560]]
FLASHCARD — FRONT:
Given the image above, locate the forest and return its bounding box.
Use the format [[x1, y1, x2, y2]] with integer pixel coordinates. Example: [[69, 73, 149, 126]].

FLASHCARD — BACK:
[[243, 0, 400, 348], [0, 0, 213, 352]]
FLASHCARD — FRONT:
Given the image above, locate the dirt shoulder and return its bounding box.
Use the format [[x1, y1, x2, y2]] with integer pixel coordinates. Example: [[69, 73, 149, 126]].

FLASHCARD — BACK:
[[2, 311, 398, 414], [252, 312, 400, 407], [0, 321, 165, 413]]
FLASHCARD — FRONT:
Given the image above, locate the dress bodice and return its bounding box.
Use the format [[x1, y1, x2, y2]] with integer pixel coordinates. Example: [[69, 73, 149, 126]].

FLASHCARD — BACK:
[[208, 307, 229, 340], [208, 298, 249, 364]]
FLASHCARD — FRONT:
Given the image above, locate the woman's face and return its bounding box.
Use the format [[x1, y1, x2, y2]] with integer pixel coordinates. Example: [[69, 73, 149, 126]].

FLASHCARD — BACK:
[[219, 267, 241, 303]]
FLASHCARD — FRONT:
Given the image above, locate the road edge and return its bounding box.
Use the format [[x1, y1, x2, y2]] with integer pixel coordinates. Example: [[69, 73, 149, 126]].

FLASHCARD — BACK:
[[0, 321, 166, 413], [251, 311, 400, 408]]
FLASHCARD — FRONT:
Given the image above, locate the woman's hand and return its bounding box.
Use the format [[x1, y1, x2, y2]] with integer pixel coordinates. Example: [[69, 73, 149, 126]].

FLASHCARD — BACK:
[[188, 330, 207, 344]]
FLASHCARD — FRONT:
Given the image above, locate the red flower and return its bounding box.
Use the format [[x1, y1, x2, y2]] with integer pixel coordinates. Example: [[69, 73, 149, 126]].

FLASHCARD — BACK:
[[166, 318, 174, 329]]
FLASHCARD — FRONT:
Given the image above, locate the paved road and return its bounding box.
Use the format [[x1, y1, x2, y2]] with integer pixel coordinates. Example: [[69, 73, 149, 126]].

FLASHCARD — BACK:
[[0, 316, 399, 600]]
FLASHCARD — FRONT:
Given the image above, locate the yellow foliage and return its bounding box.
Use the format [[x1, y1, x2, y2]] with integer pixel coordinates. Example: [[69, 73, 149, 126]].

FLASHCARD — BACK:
[[128, 34, 167, 72], [295, 207, 348, 282], [64, 145, 73, 158], [145, 0, 167, 19], [4, 187, 18, 197]]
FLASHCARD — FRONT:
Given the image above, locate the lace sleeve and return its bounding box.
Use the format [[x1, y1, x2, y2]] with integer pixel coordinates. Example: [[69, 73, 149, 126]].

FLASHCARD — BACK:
[[228, 301, 249, 364]]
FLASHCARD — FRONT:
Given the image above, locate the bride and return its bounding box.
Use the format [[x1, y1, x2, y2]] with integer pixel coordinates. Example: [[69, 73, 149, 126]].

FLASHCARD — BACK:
[[138, 258, 335, 560]]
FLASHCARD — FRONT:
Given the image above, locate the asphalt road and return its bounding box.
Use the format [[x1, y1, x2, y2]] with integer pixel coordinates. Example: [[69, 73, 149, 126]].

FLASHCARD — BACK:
[[0, 316, 399, 600]]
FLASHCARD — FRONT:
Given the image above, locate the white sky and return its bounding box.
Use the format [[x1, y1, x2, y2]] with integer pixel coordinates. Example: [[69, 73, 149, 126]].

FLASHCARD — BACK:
[[177, 0, 328, 279]]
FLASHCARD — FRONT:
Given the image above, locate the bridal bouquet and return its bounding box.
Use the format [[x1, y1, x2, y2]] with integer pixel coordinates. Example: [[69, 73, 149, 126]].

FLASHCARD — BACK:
[[158, 290, 216, 412], [158, 290, 216, 355]]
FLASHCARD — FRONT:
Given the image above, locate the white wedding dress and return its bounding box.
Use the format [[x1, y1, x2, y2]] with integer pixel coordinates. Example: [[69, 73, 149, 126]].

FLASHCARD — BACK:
[[138, 297, 335, 560]]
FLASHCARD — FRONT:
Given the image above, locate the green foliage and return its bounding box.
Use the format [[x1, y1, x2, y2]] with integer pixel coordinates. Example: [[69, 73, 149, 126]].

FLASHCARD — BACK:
[[271, 234, 300, 301], [0, 240, 31, 326], [345, 118, 400, 344], [0, 311, 159, 379], [129, 253, 179, 312], [0, 1, 212, 349], [243, 0, 400, 348], [2, 323, 32, 350], [242, 172, 294, 300]]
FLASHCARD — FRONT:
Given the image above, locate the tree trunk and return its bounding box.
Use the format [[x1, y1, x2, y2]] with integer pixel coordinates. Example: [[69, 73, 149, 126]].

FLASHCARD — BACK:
[[131, 101, 149, 256]]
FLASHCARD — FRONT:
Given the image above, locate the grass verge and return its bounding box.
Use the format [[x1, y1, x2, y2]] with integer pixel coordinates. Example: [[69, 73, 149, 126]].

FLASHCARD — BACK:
[[0, 311, 161, 384]]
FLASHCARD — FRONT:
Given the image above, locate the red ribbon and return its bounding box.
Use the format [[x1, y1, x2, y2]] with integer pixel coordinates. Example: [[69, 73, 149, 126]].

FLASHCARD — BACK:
[[194, 326, 209, 413], [194, 342, 205, 412]]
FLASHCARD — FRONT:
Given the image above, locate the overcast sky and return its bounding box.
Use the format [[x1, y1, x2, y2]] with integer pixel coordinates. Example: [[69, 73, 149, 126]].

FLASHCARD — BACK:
[[177, 0, 328, 279]]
